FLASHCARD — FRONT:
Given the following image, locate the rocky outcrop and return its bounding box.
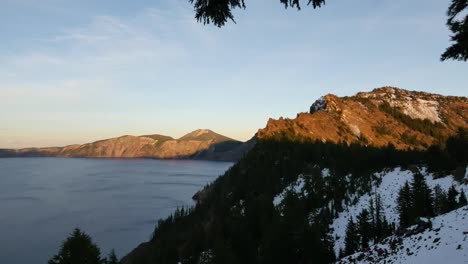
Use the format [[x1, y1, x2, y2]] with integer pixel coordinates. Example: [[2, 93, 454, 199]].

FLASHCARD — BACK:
[[258, 87, 468, 150]]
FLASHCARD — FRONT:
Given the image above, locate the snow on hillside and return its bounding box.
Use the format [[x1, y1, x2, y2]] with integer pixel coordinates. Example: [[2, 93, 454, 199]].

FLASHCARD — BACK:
[[356, 87, 443, 123], [337, 205, 468, 264], [395, 98, 442, 123], [273, 175, 306, 207], [331, 167, 468, 255]]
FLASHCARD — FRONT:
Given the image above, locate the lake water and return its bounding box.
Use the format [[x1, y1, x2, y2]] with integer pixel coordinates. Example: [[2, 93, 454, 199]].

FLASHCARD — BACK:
[[0, 158, 232, 264]]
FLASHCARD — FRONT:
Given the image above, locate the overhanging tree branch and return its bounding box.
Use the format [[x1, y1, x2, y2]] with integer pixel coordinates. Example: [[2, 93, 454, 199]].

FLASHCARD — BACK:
[[441, 0, 468, 61], [188, 0, 466, 62], [188, 0, 326, 27]]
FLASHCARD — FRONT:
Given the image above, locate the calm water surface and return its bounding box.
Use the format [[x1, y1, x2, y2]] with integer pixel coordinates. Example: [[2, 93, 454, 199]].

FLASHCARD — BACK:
[[0, 158, 232, 264]]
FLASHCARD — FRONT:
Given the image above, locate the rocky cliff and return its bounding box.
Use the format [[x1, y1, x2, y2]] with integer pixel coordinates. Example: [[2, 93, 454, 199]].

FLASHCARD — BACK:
[[258, 87, 467, 149]]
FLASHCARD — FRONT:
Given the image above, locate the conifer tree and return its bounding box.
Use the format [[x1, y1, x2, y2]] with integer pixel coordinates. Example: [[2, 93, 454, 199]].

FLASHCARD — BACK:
[[458, 189, 467, 206], [338, 248, 345, 260], [433, 184, 449, 215], [410, 172, 433, 218], [368, 198, 376, 240], [48, 228, 104, 264], [107, 249, 119, 264], [372, 194, 390, 242], [381, 215, 393, 238], [397, 182, 412, 228], [447, 185, 460, 211], [357, 209, 371, 250], [344, 217, 359, 256]]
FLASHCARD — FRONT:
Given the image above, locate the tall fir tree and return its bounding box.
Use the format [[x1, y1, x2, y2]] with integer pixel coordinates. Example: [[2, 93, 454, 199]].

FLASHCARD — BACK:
[[459, 189, 467, 206], [344, 217, 359, 256], [433, 184, 449, 215], [48, 228, 104, 264], [410, 172, 434, 219], [357, 209, 371, 250], [447, 185, 460, 211], [373, 194, 386, 242], [397, 181, 412, 228], [106, 249, 119, 264]]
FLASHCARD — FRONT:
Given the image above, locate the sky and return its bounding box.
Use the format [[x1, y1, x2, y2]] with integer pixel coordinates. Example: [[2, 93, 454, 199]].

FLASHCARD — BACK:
[[1, 0, 467, 148]]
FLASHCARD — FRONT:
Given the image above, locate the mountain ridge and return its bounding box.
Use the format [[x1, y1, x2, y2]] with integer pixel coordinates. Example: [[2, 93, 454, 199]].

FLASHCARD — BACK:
[[0, 129, 253, 161], [258, 87, 467, 149]]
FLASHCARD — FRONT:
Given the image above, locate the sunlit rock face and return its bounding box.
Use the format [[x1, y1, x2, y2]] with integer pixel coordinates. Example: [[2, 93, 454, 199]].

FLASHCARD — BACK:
[[258, 87, 467, 150]]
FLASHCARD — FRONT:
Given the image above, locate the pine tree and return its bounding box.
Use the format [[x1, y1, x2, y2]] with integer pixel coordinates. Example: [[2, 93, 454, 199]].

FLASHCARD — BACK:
[[368, 197, 376, 241], [373, 194, 384, 242], [433, 185, 448, 215], [458, 189, 467, 206], [397, 182, 412, 228], [107, 249, 119, 264], [344, 217, 359, 256], [48, 228, 104, 264], [410, 172, 433, 218], [357, 209, 371, 250], [338, 248, 345, 260], [381, 215, 393, 238], [447, 185, 459, 211]]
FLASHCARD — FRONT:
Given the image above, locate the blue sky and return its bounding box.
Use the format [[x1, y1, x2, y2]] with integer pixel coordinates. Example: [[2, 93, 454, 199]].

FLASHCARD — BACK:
[[1, 0, 467, 148]]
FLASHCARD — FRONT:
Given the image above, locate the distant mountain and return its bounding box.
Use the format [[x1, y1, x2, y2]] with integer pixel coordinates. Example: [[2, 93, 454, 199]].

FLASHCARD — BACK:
[[0, 129, 253, 161], [258, 87, 467, 149]]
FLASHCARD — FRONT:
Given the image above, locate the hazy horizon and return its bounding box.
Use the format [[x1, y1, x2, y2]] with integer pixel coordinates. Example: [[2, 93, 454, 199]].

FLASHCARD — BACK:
[[2, 0, 468, 148]]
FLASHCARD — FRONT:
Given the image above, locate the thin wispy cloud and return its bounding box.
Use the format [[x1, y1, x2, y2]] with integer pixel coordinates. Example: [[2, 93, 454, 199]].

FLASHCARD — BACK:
[[0, 3, 209, 106]]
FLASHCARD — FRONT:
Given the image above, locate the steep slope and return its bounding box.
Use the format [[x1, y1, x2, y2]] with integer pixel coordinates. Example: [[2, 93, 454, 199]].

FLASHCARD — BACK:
[[337, 205, 468, 264], [1, 129, 251, 161], [270, 166, 468, 263], [120, 88, 467, 264], [258, 87, 467, 149], [330, 167, 468, 256]]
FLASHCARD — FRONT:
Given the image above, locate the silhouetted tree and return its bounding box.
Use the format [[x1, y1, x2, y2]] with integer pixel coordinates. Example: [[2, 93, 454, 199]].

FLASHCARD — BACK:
[[397, 182, 412, 228], [447, 185, 460, 211], [189, 0, 325, 27], [48, 228, 104, 264], [344, 217, 359, 256], [433, 184, 449, 215], [410, 172, 434, 218], [357, 209, 371, 250], [441, 0, 468, 61], [107, 249, 119, 264], [189, 0, 467, 61], [372, 194, 390, 242], [459, 189, 468, 206]]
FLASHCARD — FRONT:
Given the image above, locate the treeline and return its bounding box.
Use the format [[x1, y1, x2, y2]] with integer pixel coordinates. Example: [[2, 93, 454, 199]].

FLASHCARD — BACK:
[[342, 195, 394, 257], [397, 172, 467, 229], [427, 128, 468, 177]]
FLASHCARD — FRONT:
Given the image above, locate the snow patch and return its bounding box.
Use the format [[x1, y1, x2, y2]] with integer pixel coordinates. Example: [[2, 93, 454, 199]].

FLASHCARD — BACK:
[[273, 175, 307, 207], [385, 97, 442, 123]]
